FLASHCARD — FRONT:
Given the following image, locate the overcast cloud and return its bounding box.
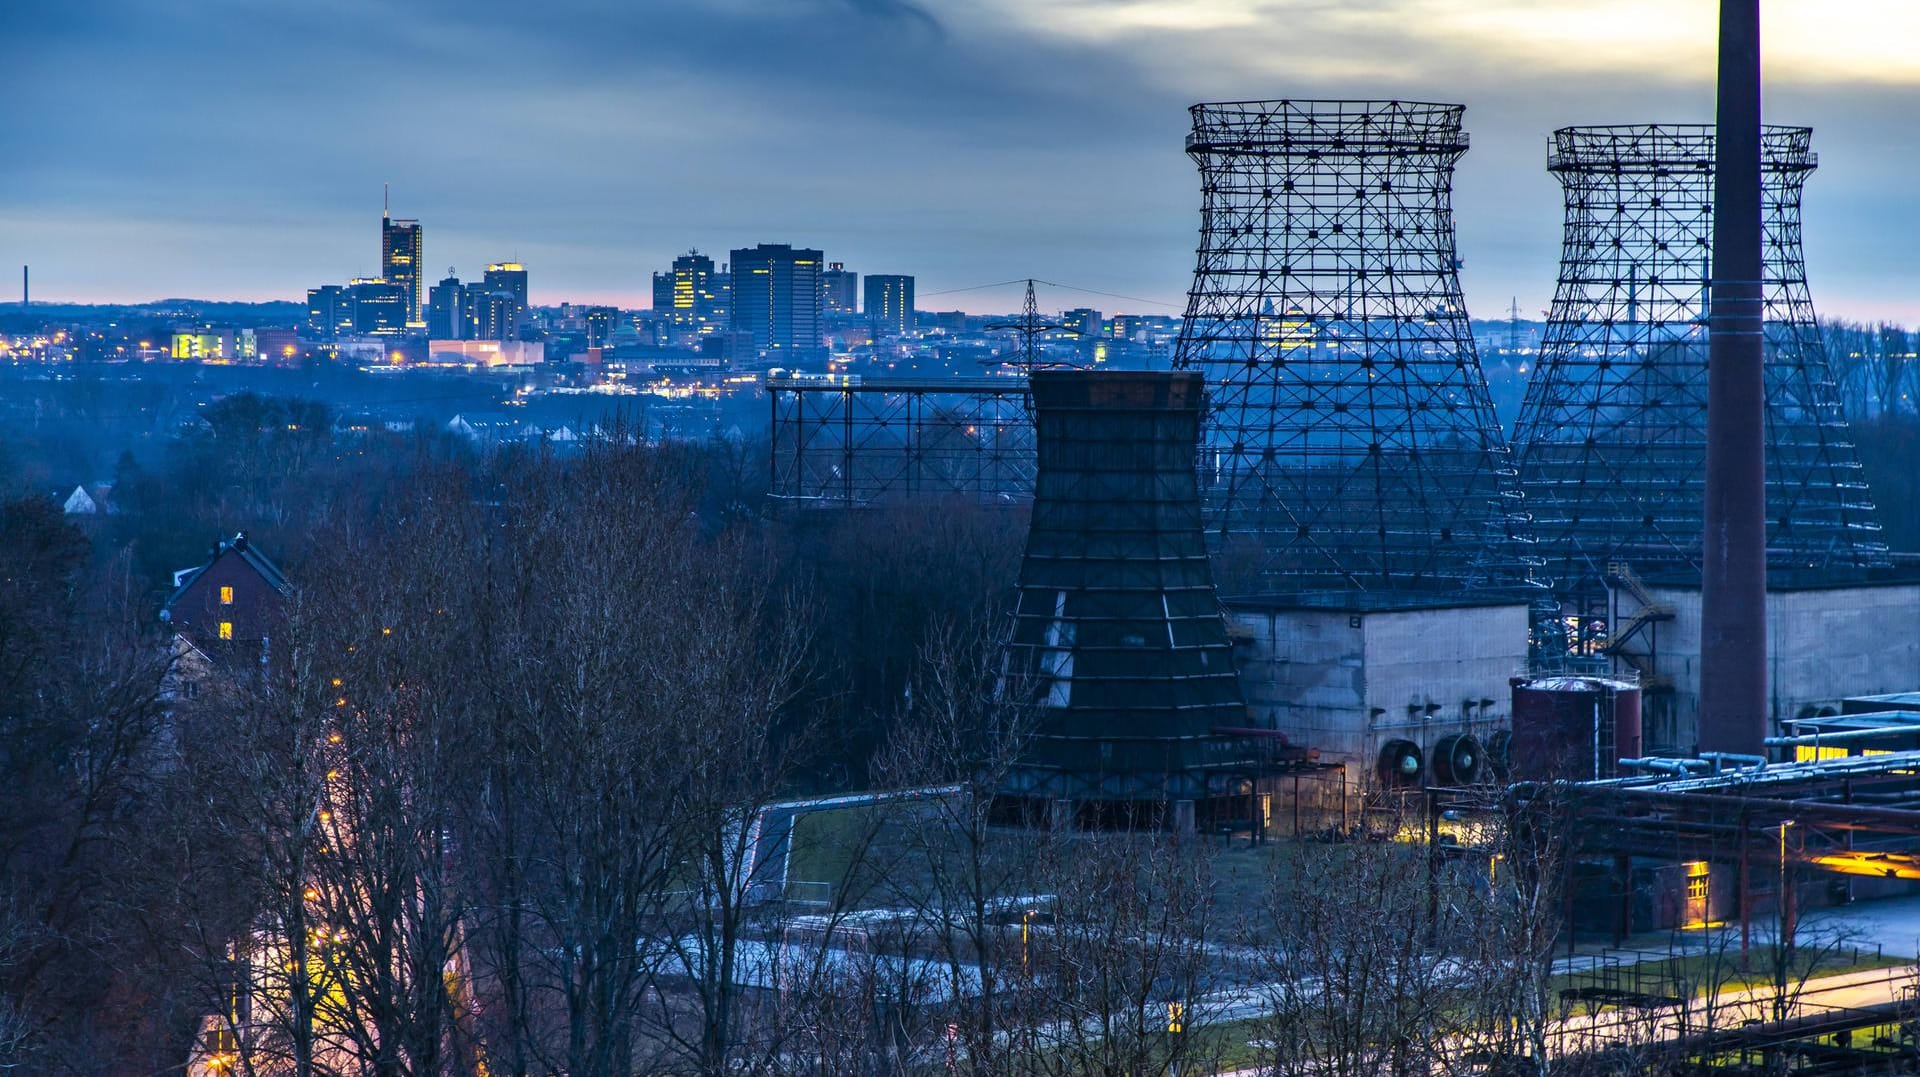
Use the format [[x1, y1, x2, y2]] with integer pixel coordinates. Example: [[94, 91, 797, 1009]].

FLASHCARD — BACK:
[[2, 0, 1916, 318]]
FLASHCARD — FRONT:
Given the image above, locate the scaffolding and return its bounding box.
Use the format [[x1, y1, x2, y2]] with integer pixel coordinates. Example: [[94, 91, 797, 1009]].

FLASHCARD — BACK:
[[1171, 99, 1537, 597], [1512, 125, 1887, 638], [765, 375, 1035, 506]]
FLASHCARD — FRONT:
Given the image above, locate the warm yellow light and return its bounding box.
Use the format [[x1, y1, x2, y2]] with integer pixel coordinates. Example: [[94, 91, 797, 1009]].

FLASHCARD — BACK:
[[218, 621, 233, 640], [219, 585, 234, 605]]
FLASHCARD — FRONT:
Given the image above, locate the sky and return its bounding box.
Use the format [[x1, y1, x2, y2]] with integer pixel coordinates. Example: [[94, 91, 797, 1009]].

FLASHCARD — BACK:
[[3, 0, 1920, 319]]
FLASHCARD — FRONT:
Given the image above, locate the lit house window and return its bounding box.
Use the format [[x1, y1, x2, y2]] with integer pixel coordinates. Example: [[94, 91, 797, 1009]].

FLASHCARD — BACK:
[[218, 621, 234, 641], [220, 585, 234, 605]]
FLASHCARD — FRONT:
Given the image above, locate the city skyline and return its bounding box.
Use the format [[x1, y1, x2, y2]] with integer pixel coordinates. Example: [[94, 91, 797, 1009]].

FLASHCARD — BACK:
[[7, 1, 1920, 318]]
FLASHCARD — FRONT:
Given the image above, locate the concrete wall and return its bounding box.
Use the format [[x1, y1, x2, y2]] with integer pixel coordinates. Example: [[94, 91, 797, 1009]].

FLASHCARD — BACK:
[[1642, 582, 1920, 749], [1229, 602, 1531, 789]]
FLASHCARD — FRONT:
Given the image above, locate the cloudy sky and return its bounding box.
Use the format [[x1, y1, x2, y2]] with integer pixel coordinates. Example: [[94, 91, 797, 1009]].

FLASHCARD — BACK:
[[3, 0, 1918, 318]]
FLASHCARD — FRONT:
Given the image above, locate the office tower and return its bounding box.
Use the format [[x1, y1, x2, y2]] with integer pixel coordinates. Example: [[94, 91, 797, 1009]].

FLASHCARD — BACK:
[[652, 250, 731, 341], [381, 199, 425, 327], [1061, 307, 1103, 339], [729, 244, 824, 360], [820, 261, 858, 314], [427, 275, 465, 340], [584, 306, 618, 347], [306, 285, 351, 339], [349, 278, 408, 335], [864, 274, 915, 338], [465, 289, 519, 341], [484, 263, 529, 310]]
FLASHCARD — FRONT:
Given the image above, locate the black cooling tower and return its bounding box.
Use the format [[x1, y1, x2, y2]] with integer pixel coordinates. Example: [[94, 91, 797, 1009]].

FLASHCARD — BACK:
[[1000, 370, 1250, 807]]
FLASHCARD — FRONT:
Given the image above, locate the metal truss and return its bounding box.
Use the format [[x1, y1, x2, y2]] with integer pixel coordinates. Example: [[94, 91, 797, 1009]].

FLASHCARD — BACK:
[[1513, 125, 1887, 626], [1171, 99, 1538, 597], [765, 375, 1035, 505]]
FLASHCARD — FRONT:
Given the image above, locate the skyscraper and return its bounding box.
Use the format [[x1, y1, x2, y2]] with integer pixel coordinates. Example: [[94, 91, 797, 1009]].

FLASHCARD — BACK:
[[864, 274, 915, 338], [349, 278, 407, 335], [381, 198, 425, 328], [730, 244, 824, 360], [427, 274, 465, 340], [820, 262, 858, 314], [652, 251, 730, 342], [306, 285, 351, 339], [584, 306, 618, 347], [483, 263, 529, 335]]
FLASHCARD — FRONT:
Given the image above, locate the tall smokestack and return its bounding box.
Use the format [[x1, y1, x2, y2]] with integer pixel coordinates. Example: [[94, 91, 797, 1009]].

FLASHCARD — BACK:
[[1699, 0, 1767, 754], [20, 265, 25, 307]]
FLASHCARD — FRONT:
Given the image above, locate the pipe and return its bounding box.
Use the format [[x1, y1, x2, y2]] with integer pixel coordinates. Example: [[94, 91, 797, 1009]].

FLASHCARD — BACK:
[[1766, 727, 1920, 747], [1700, 751, 1768, 772], [1617, 758, 1703, 776]]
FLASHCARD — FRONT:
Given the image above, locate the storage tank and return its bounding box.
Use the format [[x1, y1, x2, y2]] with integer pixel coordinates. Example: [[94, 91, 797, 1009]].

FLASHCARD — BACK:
[[1509, 675, 1643, 781]]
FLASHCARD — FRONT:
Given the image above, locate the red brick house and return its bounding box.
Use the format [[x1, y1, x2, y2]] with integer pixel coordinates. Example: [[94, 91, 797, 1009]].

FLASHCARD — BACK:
[[161, 532, 293, 655]]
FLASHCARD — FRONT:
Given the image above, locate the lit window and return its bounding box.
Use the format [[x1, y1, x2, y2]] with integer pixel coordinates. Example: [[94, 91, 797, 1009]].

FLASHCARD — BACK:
[[219, 585, 234, 605], [218, 621, 233, 641]]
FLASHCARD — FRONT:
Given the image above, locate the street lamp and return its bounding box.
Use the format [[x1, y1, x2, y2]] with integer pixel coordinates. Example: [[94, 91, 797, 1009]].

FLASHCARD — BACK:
[[1775, 819, 1796, 1022]]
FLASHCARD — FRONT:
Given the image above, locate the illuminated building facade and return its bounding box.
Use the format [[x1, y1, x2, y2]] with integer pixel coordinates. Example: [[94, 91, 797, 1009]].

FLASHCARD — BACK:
[[864, 274, 915, 338], [820, 261, 858, 314], [651, 250, 729, 342], [730, 244, 825, 361], [170, 329, 257, 361], [479, 263, 529, 336], [349, 278, 408, 335], [306, 285, 352, 339], [381, 214, 425, 327], [584, 306, 618, 347], [465, 289, 519, 341], [1062, 307, 1103, 340]]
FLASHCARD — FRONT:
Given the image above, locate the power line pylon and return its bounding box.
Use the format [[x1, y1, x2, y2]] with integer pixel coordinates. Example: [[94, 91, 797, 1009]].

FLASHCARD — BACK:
[[988, 279, 1064, 371]]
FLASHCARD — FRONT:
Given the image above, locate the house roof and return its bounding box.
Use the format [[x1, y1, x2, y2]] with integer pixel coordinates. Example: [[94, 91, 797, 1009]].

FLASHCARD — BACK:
[[162, 532, 293, 617]]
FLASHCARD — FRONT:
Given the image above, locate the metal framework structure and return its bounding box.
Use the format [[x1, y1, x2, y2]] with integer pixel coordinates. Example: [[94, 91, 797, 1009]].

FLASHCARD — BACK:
[[1172, 99, 1537, 597], [1512, 125, 1887, 631], [766, 375, 1035, 505]]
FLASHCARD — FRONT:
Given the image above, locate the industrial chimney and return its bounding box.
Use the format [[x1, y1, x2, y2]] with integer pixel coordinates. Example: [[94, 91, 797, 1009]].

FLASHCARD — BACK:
[[1699, 0, 1768, 755]]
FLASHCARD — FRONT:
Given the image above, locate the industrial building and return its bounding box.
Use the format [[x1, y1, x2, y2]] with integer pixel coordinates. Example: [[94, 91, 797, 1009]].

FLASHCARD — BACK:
[[1227, 592, 1529, 799], [1603, 569, 1920, 753]]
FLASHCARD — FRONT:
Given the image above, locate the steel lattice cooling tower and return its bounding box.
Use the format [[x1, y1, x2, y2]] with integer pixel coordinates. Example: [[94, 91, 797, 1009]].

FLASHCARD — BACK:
[[1171, 100, 1535, 597], [1512, 125, 1886, 626], [999, 371, 1256, 816]]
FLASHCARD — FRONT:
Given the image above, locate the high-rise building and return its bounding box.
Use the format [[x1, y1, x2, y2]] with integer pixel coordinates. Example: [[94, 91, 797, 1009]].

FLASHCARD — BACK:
[[652, 251, 731, 342], [1061, 307, 1103, 339], [381, 208, 425, 328], [584, 306, 619, 348], [465, 289, 519, 342], [349, 278, 408, 335], [821, 262, 858, 314], [306, 285, 351, 339], [729, 244, 824, 360], [864, 274, 915, 338], [484, 263, 528, 314], [427, 275, 465, 340]]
